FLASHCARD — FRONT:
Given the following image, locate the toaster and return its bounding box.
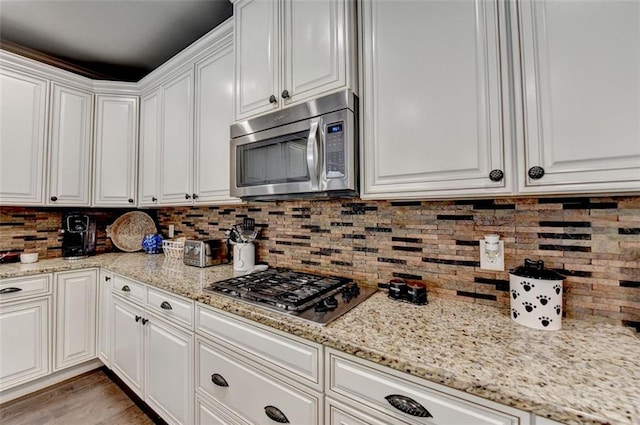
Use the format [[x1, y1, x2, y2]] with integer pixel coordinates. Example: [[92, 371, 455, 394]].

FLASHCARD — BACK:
[[183, 239, 230, 267]]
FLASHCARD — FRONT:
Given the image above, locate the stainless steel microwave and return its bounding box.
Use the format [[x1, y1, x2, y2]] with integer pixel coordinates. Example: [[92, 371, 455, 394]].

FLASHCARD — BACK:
[[230, 90, 358, 201]]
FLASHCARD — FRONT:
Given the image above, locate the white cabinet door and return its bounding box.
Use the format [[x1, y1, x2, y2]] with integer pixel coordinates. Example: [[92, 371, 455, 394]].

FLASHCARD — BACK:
[[160, 70, 194, 205], [145, 312, 194, 425], [194, 45, 240, 205], [516, 0, 640, 194], [361, 0, 512, 200], [54, 269, 98, 371], [48, 83, 93, 206], [112, 295, 144, 397], [234, 0, 280, 120], [282, 0, 352, 106], [93, 95, 139, 206], [0, 297, 50, 391], [0, 68, 48, 205], [138, 88, 162, 207], [97, 270, 113, 368]]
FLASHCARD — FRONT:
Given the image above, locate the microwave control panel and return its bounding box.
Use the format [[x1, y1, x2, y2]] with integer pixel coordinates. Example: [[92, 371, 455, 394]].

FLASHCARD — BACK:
[[325, 122, 346, 179]]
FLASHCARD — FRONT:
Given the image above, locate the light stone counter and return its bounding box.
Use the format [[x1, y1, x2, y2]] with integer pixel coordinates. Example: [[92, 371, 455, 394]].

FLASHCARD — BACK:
[[2, 253, 639, 425]]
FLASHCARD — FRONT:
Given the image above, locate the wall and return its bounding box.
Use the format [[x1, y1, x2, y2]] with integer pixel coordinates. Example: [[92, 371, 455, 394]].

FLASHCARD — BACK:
[[1, 196, 638, 328]]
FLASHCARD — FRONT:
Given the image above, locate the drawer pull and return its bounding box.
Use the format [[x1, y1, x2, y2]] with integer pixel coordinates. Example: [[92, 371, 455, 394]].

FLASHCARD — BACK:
[[121, 285, 131, 292], [211, 373, 229, 387], [264, 405, 289, 423], [385, 394, 433, 418], [135, 315, 142, 322], [0, 287, 23, 294], [160, 301, 172, 310]]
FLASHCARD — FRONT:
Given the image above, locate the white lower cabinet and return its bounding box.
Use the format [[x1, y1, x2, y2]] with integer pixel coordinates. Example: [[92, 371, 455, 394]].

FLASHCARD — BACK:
[[326, 348, 529, 425], [196, 335, 322, 425], [326, 396, 396, 425], [97, 270, 113, 367], [196, 394, 243, 425], [53, 269, 97, 371], [112, 294, 145, 396]]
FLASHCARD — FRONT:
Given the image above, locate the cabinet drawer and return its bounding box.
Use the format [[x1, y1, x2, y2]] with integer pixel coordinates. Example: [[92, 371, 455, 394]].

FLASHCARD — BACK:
[[196, 336, 322, 425], [0, 274, 51, 302], [112, 275, 146, 304], [327, 350, 523, 425], [196, 304, 321, 389], [147, 287, 193, 328], [196, 395, 245, 425]]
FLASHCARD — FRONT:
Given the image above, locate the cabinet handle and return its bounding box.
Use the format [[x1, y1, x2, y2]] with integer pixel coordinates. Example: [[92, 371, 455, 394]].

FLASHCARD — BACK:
[[281, 90, 290, 99], [0, 287, 22, 294], [264, 406, 289, 423], [269, 94, 277, 104], [128, 198, 134, 203], [152, 196, 157, 202], [160, 301, 172, 310], [192, 193, 198, 200], [121, 285, 131, 292], [105, 276, 111, 281], [135, 315, 142, 322], [142, 318, 149, 325], [528, 166, 545, 180], [385, 394, 433, 418], [489, 169, 504, 182], [185, 193, 191, 200], [50, 196, 58, 202], [211, 373, 229, 387]]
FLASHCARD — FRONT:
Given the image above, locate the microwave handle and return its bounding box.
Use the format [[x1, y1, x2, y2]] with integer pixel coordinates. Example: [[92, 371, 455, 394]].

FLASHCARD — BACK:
[[306, 118, 320, 190]]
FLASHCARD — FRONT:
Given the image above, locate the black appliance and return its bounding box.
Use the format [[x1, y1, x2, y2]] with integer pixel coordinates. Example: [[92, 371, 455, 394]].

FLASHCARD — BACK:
[[61, 213, 96, 259], [203, 268, 377, 325]]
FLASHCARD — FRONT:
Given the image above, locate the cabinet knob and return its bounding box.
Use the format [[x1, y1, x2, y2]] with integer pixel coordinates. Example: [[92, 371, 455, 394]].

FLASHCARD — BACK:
[[151, 196, 157, 202], [105, 276, 111, 282], [385, 394, 433, 418], [281, 90, 290, 99], [211, 373, 229, 387], [160, 301, 172, 310], [193, 193, 198, 200], [135, 315, 142, 322], [50, 196, 58, 202], [128, 198, 134, 203], [185, 193, 191, 200], [264, 406, 289, 423], [489, 169, 504, 182], [528, 166, 545, 180], [142, 318, 148, 325], [121, 285, 131, 292], [269, 94, 277, 104]]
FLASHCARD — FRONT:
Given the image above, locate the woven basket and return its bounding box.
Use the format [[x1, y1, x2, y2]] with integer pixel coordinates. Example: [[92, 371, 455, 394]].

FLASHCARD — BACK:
[[106, 212, 157, 252]]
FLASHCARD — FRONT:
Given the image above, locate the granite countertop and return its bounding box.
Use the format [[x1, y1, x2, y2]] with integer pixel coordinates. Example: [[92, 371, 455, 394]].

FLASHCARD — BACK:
[[2, 253, 639, 425]]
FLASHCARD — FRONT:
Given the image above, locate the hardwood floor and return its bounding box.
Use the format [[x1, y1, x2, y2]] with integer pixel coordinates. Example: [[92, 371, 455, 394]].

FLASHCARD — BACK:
[[0, 369, 154, 425]]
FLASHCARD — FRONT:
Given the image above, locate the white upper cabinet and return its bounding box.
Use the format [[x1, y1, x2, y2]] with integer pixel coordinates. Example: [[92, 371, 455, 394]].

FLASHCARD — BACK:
[[93, 95, 139, 207], [159, 69, 194, 206], [0, 67, 48, 205], [138, 88, 162, 207], [48, 83, 93, 206], [194, 43, 239, 205], [515, 0, 640, 194], [361, 0, 512, 199], [233, 0, 356, 121]]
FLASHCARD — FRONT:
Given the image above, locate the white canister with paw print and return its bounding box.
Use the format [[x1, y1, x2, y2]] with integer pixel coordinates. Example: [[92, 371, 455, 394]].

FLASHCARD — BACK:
[[509, 259, 564, 331]]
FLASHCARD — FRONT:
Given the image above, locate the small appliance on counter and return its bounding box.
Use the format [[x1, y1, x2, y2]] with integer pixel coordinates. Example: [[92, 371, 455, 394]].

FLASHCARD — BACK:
[[61, 213, 96, 259], [183, 239, 230, 268], [387, 279, 428, 305], [509, 259, 564, 331]]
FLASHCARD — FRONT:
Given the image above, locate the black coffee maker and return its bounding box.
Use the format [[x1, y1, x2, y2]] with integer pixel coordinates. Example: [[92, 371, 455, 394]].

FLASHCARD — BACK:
[[61, 213, 96, 259]]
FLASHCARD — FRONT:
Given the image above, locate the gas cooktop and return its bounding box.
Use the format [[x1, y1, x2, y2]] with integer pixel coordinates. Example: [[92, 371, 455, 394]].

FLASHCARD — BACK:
[[203, 268, 377, 325]]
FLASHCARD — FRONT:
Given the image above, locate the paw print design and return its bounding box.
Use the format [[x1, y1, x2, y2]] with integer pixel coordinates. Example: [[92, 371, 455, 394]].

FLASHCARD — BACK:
[[538, 316, 552, 327], [554, 305, 562, 316], [521, 281, 535, 292], [536, 295, 550, 306], [553, 284, 562, 295], [512, 309, 520, 319], [522, 301, 536, 313], [511, 289, 520, 300]]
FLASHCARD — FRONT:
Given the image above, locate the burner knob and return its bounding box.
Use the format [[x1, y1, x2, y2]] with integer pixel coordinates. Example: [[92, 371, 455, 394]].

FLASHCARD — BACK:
[[324, 296, 338, 310], [314, 301, 329, 313]]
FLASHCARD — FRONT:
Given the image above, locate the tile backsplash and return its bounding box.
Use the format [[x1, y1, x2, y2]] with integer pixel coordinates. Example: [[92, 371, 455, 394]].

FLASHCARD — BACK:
[[1, 196, 638, 327]]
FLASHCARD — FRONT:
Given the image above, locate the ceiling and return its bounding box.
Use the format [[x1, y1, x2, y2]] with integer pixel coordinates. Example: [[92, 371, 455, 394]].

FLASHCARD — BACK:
[[0, 0, 233, 82]]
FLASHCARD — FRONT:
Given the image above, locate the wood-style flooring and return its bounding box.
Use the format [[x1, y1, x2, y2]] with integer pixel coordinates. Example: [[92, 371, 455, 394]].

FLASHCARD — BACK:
[[0, 369, 154, 425]]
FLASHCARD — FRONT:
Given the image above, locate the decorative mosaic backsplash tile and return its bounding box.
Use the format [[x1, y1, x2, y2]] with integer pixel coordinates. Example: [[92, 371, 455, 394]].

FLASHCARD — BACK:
[[1, 196, 638, 327]]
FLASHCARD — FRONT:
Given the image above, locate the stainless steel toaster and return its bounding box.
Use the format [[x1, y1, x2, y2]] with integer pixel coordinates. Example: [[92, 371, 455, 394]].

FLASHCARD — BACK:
[[183, 239, 230, 267]]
